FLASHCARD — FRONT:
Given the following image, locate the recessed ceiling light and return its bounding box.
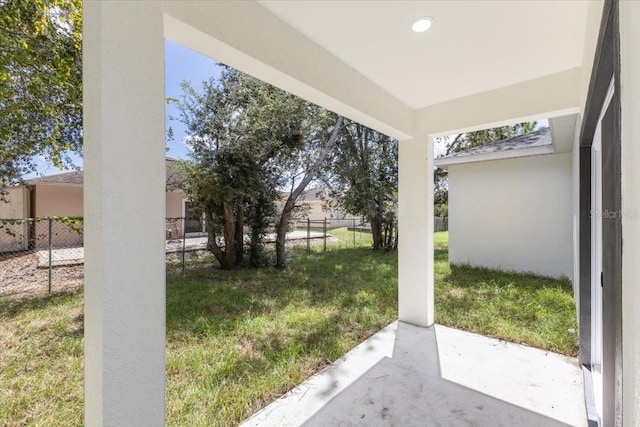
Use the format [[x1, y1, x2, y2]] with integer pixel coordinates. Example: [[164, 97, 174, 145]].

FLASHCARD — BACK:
[[412, 17, 433, 33]]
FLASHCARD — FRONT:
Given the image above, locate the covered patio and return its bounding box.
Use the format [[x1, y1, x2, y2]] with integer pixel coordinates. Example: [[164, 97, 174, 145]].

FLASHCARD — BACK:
[[83, 1, 639, 425], [242, 322, 586, 426]]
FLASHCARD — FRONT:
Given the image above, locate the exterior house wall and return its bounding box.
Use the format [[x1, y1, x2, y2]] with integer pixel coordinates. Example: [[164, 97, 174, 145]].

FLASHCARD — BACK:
[[0, 186, 31, 252], [166, 192, 183, 218], [303, 200, 328, 221], [33, 185, 84, 249], [448, 153, 573, 279], [0, 186, 30, 218], [23, 185, 185, 248], [300, 200, 344, 222], [165, 192, 185, 238], [33, 185, 83, 217]]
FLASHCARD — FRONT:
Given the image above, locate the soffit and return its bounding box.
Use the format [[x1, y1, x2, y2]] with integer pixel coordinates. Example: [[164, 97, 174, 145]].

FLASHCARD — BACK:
[[549, 113, 579, 153], [260, 1, 592, 110]]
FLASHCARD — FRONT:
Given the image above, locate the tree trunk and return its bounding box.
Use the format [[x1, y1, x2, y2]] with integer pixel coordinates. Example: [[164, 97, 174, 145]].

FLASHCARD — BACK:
[[275, 210, 291, 269], [248, 203, 262, 267], [370, 215, 384, 250], [275, 115, 344, 269], [221, 199, 236, 269], [384, 212, 395, 251], [206, 216, 227, 268], [393, 218, 399, 249], [234, 206, 244, 266]]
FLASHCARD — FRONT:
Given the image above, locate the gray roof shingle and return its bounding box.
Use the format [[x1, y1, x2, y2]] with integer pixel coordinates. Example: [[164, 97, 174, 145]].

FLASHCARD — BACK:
[[25, 170, 83, 186], [440, 127, 551, 159], [25, 158, 184, 191]]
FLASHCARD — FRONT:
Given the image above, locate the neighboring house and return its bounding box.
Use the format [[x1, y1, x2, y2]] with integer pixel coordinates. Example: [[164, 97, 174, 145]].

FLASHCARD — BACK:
[[0, 158, 187, 249], [281, 187, 344, 222], [0, 186, 32, 252], [23, 157, 185, 219], [434, 119, 575, 279]]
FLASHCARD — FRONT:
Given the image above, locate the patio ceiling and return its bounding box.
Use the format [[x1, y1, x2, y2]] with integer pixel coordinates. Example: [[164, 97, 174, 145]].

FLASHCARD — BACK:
[[260, 1, 595, 110], [164, 1, 602, 139]]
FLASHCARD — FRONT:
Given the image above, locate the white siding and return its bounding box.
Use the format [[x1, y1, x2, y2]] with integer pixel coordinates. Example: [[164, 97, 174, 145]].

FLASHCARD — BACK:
[[448, 153, 573, 279]]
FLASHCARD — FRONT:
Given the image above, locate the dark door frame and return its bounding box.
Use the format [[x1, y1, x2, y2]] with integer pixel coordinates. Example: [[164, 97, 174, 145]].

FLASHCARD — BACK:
[[578, 0, 622, 426]]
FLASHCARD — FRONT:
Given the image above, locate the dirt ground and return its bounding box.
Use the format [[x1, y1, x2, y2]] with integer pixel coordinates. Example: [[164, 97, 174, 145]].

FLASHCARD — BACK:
[[0, 253, 83, 299]]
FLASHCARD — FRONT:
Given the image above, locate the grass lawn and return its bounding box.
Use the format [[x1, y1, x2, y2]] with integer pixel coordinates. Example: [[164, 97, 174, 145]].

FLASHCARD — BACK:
[[434, 231, 578, 356], [0, 228, 577, 426], [294, 225, 373, 249]]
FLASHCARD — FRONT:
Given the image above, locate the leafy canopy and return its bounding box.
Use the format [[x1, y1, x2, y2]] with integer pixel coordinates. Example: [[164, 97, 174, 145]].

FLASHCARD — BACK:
[[175, 66, 317, 268], [0, 0, 82, 192], [324, 121, 398, 250]]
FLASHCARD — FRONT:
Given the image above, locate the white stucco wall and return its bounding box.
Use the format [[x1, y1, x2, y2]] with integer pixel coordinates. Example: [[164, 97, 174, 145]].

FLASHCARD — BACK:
[[398, 137, 434, 327], [448, 153, 573, 279], [620, 1, 640, 425], [84, 2, 167, 425]]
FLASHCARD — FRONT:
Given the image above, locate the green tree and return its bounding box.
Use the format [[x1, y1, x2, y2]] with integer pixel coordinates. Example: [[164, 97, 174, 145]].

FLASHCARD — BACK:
[[0, 0, 82, 196], [176, 66, 333, 269], [324, 121, 398, 250], [176, 64, 344, 269]]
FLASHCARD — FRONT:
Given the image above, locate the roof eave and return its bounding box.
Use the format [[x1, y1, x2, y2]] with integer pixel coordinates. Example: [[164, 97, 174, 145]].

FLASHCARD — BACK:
[[24, 181, 84, 188], [434, 145, 556, 168]]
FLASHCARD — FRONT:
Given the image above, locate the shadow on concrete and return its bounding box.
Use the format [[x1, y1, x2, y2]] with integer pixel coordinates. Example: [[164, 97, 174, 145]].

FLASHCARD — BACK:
[[304, 323, 575, 426], [243, 322, 586, 427]]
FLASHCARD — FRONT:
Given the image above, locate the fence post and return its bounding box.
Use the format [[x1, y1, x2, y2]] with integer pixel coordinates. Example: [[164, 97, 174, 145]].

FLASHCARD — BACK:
[[48, 218, 52, 294], [353, 218, 356, 248], [323, 217, 327, 252], [182, 217, 186, 273], [307, 218, 311, 254]]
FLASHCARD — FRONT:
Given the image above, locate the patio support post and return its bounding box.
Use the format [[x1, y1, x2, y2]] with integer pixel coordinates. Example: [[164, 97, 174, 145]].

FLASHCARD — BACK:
[[619, 1, 640, 423], [83, 2, 166, 425], [398, 136, 434, 327]]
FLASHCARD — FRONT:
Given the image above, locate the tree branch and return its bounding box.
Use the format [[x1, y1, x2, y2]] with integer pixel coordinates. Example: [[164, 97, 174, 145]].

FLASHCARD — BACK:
[[282, 115, 344, 214]]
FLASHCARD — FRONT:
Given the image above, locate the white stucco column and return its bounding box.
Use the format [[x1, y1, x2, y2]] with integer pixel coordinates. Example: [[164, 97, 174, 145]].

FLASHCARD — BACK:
[[619, 2, 640, 425], [83, 2, 166, 425], [398, 137, 434, 327]]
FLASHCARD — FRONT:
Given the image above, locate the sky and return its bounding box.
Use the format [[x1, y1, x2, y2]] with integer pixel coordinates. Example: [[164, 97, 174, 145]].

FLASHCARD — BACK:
[[164, 40, 222, 160], [26, 39, 222, 178]]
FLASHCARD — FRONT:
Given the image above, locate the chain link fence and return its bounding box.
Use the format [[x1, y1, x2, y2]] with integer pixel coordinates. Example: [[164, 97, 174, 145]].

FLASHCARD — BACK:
[[294, 217, 374, 253], [0, 216, 380, 297], [0, 217, 84, 298], [163, 216, 378, 272]]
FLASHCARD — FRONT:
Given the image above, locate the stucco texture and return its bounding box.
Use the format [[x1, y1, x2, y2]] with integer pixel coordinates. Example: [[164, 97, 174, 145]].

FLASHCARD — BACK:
[[448, 153, 573, 279]]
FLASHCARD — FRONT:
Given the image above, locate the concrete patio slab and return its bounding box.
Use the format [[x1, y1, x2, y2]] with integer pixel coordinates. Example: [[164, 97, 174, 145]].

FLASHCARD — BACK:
[[242, 321, 586, 427], [36, 247, 85, 267]]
